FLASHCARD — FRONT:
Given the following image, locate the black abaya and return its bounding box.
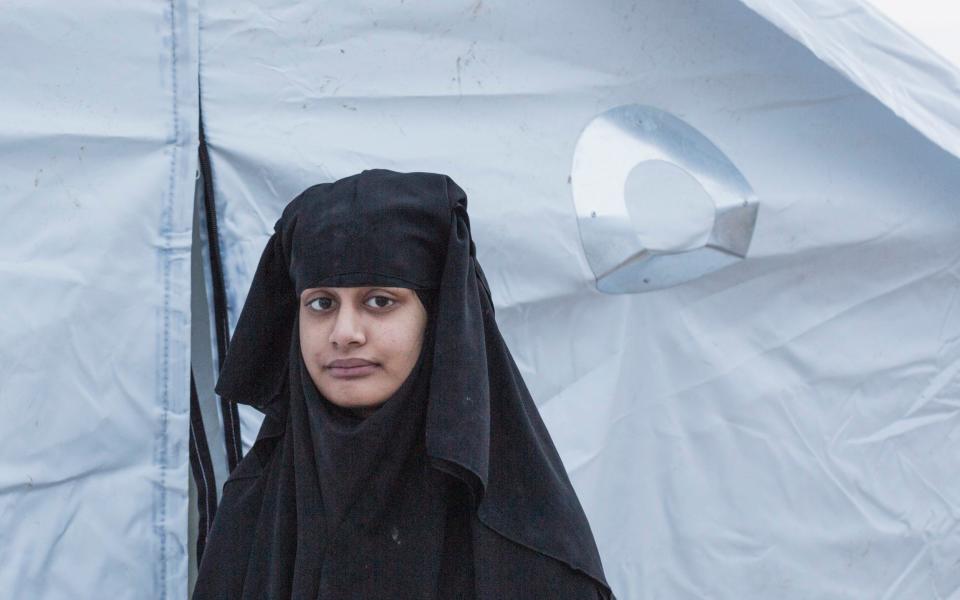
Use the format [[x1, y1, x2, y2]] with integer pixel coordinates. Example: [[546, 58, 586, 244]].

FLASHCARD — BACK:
[[192, 169, 612, 599]]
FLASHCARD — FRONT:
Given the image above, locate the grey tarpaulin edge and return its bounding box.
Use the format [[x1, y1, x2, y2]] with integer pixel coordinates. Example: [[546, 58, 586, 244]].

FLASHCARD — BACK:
[[197, 109, 244, 473], [189, 105, 244, 567]]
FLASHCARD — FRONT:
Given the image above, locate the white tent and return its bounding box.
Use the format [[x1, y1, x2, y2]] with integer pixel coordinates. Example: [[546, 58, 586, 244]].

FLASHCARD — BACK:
[[2, 1, 959, 598]]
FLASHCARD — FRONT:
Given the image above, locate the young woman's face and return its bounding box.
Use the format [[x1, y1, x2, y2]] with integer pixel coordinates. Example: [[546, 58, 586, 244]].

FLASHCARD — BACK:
[[298, 286, 428, 415]]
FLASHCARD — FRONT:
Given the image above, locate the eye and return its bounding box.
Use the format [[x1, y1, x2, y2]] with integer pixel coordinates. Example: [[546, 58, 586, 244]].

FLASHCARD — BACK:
[[306, 296, 334, 312], [364, 295, 395, 309]]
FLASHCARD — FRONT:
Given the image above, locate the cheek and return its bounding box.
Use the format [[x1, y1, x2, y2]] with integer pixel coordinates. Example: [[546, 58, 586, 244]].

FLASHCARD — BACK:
[[380, 328, 422, 372], [381, 320, 425, 369], [298, 315, 329, 364]]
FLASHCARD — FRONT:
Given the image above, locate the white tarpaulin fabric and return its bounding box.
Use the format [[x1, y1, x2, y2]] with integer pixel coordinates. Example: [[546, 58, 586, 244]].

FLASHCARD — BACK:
[[741, 0, 960, 162], [3, 1, 960, 598], [0, 2, 198, 599]]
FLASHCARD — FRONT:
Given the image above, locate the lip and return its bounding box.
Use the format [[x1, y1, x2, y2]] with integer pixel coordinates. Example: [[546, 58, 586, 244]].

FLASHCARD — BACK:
[[326, 358, 379, 379]]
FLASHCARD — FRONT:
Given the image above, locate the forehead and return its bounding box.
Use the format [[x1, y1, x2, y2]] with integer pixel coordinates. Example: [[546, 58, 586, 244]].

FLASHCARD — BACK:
[[299, 285, 413, 298]]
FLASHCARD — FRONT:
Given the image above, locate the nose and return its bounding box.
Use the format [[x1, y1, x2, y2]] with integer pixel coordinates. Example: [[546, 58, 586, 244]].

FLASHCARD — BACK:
[[328, 303, 366, 348]]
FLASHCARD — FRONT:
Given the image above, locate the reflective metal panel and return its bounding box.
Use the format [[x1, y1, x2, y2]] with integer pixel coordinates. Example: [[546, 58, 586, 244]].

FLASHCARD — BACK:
[[571, 104, 759, 293]]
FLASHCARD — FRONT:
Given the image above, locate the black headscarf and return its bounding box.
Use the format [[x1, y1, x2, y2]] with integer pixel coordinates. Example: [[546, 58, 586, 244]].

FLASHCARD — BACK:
[[192, 169, 612, 599]]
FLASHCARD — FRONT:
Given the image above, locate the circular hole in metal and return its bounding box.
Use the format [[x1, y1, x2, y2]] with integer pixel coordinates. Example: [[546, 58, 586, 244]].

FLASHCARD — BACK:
[[623, 160, 715, 252]]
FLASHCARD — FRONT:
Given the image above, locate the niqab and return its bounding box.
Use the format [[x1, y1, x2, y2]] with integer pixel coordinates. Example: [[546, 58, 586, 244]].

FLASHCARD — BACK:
[[192, 169, 612, 599]]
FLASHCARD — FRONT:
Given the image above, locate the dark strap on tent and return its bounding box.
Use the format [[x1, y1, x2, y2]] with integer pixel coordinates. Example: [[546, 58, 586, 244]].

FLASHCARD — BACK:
[[189, 369, 218, 566], [199, 112, 244, 473], [188, 105, 244, 568]]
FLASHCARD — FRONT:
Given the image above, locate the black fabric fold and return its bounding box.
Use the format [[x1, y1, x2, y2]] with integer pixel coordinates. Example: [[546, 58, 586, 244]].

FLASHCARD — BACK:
[[195, 169, 612, 599]]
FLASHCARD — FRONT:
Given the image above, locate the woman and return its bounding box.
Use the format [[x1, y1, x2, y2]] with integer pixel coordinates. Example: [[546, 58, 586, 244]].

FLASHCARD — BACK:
[[193, 169, 612, 599]]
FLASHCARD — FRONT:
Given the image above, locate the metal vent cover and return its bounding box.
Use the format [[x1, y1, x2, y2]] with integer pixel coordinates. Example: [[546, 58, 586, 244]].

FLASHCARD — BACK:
[[571, 104, 759, 293]]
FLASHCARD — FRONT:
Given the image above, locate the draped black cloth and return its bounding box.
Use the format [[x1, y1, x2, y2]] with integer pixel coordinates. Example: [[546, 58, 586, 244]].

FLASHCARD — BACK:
[[192, 169, 612, 599]]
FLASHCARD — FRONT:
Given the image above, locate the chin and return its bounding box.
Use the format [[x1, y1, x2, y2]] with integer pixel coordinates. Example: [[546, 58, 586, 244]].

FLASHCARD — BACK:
[[334, 398, 384, 411], [323, 384, 386, 410]]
